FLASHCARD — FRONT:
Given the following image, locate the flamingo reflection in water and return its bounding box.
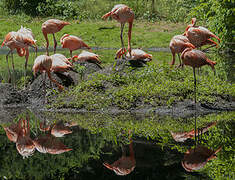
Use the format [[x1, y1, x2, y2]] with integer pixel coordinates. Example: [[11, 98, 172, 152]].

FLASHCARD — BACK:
[[182, 145, 222, 172], [3, 117, 35, 159], [103, 132, 136, 176], [33, 121, 76, 154], [170, 121, 217, 142], [170, 121, 222, 172]]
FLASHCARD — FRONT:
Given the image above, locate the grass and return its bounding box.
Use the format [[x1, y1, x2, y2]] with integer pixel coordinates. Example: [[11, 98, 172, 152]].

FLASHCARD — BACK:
[[0, 17, 183, 83], [0, 16, 234, 111]]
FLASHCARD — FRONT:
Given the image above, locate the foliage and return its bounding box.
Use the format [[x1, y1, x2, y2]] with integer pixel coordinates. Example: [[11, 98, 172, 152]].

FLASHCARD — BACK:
[[0, 110, 234, 179], [1, 0, 197, 22], [189, 0, 235, 51], [49, 60, 235, 110]]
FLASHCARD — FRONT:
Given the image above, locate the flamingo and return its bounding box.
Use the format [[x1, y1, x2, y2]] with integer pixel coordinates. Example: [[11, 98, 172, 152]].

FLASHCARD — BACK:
[[60, 34, 91, 57], [33, 134, 72, 154], [103, 131, 135, 176], [184, 18, 220, 49], [50, 53, 77, 73], [71, 50, 102, 69], [182, 145, 222, 172], [1, 26, 37, 87], [171, 121, 217, 142], [42, 19, 70, 55], [3, 122, 20, 143], [39, 121, 73, 137], [116, 48, 152, 61], [169, 35, 195, 66], [32, 55, 64, 92], [16, 117, 35, 158], [181, 47, 216, 119], [102, 4, 134, 58]]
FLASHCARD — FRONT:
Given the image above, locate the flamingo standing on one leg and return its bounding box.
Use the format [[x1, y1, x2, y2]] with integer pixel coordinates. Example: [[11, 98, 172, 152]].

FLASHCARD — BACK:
[[32, 55, 64, 92], [181, 47, 216, 127], [42, 19, 70, 55], [169, 35, 195, 66], [60, 34, 91, 57], [1, 27, 37, 87], [102, 4, 134, 58]]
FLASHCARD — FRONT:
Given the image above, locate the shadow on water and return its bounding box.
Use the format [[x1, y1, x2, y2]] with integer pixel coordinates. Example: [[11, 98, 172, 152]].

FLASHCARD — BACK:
[[0, 108, 234, 179]]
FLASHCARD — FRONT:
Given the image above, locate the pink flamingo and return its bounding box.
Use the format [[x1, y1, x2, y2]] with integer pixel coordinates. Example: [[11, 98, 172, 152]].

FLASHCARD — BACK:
[[42, 19, 70, 55], [184, 18, 220, 49], [103, 132, 135, 176], [72, 50, 102, 69], [116, 48, 152, 61], [16, 117, 35, 158], [169, 35, 195, 66], [60, 34, 91, 57], [33, 134, 72, 154], [50, 53, 77, 73], [102, 4, 134, 58], [1, 26, 37, 86], [32, 55, 64, 91], [182, 145, 222, 172]]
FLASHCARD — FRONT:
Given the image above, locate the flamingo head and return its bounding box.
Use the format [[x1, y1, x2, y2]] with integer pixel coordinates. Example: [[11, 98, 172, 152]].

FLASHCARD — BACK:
[[115, 48, 127, 59]]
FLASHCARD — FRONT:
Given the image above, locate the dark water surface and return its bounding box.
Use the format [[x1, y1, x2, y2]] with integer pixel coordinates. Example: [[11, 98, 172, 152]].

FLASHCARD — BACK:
[[0, 108, 234, 180]]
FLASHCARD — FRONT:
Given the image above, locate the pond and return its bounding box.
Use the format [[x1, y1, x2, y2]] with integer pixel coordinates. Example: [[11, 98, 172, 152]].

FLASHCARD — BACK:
[[0, 108, 234, 179]]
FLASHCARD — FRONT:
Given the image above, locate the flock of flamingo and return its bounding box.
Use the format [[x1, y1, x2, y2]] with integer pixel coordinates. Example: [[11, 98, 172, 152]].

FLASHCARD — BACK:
[[1, 4, 220, 93]]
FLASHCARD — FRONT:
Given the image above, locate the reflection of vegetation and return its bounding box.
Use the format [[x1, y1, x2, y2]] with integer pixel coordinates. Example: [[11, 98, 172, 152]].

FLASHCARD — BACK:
[[0, 111, 234, 179]]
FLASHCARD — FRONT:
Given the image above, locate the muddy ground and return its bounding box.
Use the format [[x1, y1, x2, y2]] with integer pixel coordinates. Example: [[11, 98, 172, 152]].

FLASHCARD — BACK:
[[0, 61, 234, 119]]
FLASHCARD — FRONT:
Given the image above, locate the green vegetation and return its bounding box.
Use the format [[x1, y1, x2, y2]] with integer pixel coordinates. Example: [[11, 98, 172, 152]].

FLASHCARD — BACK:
[[0, 110, 234, 179], [49, 53, 234, 110]]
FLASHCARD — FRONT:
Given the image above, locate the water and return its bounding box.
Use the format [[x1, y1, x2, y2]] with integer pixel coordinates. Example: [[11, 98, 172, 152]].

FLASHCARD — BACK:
[[0, 108, 234, 179]]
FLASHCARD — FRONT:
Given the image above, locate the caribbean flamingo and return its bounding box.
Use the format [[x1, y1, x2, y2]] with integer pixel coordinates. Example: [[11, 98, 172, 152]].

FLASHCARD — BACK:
[[182, 145, 222, 172], [72, 50, 102, 69], [60, 34, 91, 57], [171, 121, 217, 142], [184, 18, 220, 49], [33, 134, 72, 154], [116, 48, 152, 61], [169, 35, 195, 66], [39, 121, 73, 137], [3, 122, 20, 143], [42, 19, 70, 55], [32, 55, 64, 91], [181, 48, 216, 119], [102, 4, 134, 58], [103, 132, 135, 176], [50, 53, 77, 73], [1, 26, 37, 87], [16, 117, 35, 158]]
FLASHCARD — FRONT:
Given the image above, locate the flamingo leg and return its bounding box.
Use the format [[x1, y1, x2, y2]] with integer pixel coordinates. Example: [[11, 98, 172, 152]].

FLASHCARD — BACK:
[[52, 33, 57, 54], [170, 51, 176, 66], [6, 50, 13, 84], [11, 51, 16, 88], [120, 23, 126, 58], [193, 67, 197, 146], [46, 71, 64, 91], [127, 21, 133, 57], [24, 48, 29, 89], [177, 53, 182, 67], [43, 32, 49, 55]]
